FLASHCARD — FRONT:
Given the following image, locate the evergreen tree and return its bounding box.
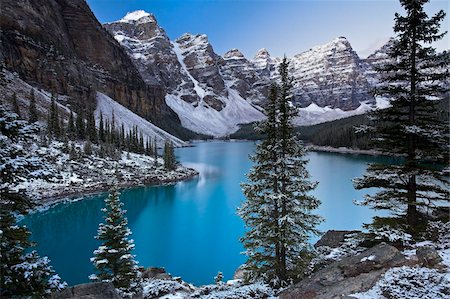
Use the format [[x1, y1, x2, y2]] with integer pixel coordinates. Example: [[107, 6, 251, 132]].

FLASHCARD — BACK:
[[99, 112, 105, 143], [163, 141, 176, 170], [90, 187, 140, 294], [68, 110, 75, 139], [153, 138, 158, 167], [0, 105, 65, 296], [86, 110, 97, 143], [239, 58, 321, 286], [28, 89, 38, 123], [49, 94, 60, 137], [354, 0, 449, 233], [76, 108, 85, 140]]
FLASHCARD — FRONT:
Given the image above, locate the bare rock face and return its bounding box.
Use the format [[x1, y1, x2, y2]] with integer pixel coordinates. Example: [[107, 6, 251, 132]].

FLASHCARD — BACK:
[[287, 37, 373, 110], [52, 282, 121, 299], [279, 243, 408, 299], [221, 48, 266, 104], [103, 11, 198, 105], [0, 0, 187, 137]]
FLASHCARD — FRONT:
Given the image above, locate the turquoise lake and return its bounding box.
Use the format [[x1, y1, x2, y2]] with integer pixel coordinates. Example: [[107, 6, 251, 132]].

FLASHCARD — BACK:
[[23, 141, 385, 286]]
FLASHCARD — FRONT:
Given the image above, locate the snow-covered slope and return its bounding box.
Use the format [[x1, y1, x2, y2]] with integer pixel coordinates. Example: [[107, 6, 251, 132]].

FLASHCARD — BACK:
[[95, 92, 187, 147]]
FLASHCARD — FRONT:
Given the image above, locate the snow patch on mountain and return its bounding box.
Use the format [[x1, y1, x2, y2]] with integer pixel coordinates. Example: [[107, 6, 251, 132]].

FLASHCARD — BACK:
[[165, 87, 265, 137], [295, 102, 373, 126], [95, 92, 187, 147], [119, 10, 153, 23], [172, 41, 206, 99]]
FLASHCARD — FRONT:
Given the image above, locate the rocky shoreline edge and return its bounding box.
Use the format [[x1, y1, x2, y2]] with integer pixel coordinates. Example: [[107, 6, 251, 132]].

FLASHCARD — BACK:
[[50, 228, 450, 299], [29, 166, 199, 213]]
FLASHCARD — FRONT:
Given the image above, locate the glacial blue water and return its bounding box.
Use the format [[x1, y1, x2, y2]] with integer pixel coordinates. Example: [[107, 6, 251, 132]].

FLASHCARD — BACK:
[[22, 141, 384, 286]]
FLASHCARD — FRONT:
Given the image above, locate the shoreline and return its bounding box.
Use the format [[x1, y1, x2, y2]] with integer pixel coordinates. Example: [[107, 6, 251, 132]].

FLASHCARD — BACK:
[[29, 167, 199, 213], [308, 145, 385, 156]]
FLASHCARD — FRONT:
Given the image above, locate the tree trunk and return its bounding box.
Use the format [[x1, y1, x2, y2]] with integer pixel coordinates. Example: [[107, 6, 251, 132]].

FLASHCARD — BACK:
[[406, 10, 418, 228]]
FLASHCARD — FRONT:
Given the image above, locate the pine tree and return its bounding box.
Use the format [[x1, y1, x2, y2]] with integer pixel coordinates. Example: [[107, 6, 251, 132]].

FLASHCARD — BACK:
[[90, 187, 140, 294], [0, 105, 65, 296], [86, 110, 97, 143], [163, 140, 176, 170], [239, 58, 321, 286], [354, 0, 449, 233], [49, 94, 60, 138], [28, 89, 38, 123], [12, 92, 20, 118], [153, 138, 158, 167], [68, 110, 75, 139], [99, 112, 105, 143]]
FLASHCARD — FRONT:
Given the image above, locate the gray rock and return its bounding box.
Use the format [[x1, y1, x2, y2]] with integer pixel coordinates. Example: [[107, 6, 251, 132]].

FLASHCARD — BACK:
[[142, 267, 173, 280], [416, 246, 442, 267], [315, 230, 360, 248], [279, 243, 408, 299], [52, 282, 120, 299]]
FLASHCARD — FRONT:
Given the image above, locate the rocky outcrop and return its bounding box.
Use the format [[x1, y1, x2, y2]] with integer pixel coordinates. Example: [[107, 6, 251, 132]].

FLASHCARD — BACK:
[[279, 243, 409, 299], [0, 0, 190, 138], [52, 282, 121, 299], [416, 246, 443, 267], [314, 230, 360, 248]]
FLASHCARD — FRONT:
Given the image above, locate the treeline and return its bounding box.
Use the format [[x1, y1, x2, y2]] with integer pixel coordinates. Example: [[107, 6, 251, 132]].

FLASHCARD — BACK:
[[12, 89, 178, 169]]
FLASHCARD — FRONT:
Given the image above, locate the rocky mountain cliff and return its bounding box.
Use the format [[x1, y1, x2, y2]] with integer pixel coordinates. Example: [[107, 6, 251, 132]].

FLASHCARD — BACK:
[[105, 11, 387, 136], [0, 1, 193, 139]]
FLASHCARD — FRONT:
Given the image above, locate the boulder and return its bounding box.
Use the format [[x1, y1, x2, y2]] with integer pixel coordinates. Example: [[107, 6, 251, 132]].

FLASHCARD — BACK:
[[315, 230, 360, 248], [279, 243, 408, 299], [416, 246, 442, 267], [142, 267, 172, 280], [52, 282, 120, 299]]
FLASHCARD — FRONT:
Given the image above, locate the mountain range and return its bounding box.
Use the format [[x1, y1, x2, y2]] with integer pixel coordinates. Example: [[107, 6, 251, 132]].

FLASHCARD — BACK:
[[105, 10, 392, 136], [1, 1, 393, 139]]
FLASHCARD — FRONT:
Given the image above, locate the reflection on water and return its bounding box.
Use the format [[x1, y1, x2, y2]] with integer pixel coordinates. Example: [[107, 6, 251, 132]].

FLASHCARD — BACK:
[[23, 141, 383, 286]]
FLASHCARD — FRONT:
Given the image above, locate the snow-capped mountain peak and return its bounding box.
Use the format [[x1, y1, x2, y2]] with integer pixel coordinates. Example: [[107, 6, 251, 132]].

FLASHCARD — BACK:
[[254, 48, 271, 60], [223, 49, 245, 60], [119, 10, 155, 24]]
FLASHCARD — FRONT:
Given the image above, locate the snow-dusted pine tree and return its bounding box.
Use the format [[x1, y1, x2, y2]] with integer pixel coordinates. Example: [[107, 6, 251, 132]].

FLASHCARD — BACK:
[[163, 140, 176, 170], [354, 0, 449, 234], [239, 58, 322, 286], [0, 105, 65, 297], [90, 187, 141, 295]]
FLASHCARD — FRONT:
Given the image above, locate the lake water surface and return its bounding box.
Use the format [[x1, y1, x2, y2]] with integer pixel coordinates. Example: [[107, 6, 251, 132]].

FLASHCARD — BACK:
[[23, 141, 384, 286]]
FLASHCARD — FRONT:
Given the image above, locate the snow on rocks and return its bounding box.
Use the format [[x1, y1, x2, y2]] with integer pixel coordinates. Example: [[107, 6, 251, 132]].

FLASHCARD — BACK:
[[349, 266, 449, 299], [12, 139, 197, 207]]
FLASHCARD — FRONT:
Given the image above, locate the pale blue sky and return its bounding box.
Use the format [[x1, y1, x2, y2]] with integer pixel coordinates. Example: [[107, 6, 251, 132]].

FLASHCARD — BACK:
[[86, 0, 449, 58]]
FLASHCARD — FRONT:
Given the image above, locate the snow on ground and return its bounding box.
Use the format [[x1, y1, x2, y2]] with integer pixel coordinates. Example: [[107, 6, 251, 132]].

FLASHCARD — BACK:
[[349, 266, 449, 299], [140, 278, 277, 299], [14, 139, 197, 206], [95, 92, 186, 147]]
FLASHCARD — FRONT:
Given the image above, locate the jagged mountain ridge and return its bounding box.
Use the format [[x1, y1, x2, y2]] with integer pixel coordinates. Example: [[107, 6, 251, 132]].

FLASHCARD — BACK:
[[105, 11, 385, 136], [0, 1, 194, 139]]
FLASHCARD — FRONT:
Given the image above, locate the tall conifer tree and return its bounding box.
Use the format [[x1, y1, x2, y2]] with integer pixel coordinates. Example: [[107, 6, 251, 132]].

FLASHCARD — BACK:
[[354, 0, 449, 232], [239, 58, 321, 286], [90, 187, 140, 294]]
